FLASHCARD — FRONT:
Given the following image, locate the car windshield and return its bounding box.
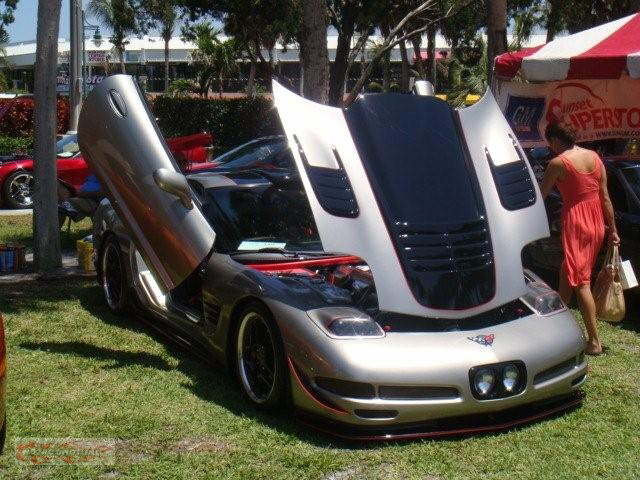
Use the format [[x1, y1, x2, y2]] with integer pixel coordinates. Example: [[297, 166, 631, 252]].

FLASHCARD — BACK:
[[56, 134, 80, 158], [621, 167, 640, 206], [215, 139, 286, 170], [201, 183, 323, 254]]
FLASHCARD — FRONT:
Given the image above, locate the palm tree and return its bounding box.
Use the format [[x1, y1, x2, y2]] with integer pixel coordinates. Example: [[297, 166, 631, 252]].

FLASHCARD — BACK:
[[191, 23, 241, 98], [88, 0, 138, 74], [146, 0, 178, 92]]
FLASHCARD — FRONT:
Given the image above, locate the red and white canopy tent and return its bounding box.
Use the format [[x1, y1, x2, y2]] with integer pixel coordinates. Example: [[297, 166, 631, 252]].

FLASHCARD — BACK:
[[493, 13, 640, 147]]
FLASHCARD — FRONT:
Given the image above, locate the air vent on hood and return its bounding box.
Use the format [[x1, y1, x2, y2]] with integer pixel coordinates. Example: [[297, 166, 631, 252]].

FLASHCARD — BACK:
[[292, 135, 359, 218], [394, 218, 495, 310], [485, 145, 536, 211]]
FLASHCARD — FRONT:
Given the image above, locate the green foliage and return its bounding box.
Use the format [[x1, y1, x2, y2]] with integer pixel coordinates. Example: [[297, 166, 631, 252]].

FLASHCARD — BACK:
[[187, 22, 243, 97], [557, 0, 640, 34], [0, 135, 32, 155], [88, 0, 139, 66], [388, 82, 400, 93], [0, 0, 17, 44], [0, 70, 9, 91], [152, 96, 282, 152], [167, 78, 196, 97], [365, 81, 383, 93]]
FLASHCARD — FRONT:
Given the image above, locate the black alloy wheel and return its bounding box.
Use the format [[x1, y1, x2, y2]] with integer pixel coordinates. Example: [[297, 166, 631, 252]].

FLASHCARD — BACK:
[[236, 303, 288, 409], [100, 237, 131, 314]]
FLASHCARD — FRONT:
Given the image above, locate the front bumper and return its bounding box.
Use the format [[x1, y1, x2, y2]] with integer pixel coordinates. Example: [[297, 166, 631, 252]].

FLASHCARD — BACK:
[[275, 301, 587, 436], [295, 391, 584, 441]]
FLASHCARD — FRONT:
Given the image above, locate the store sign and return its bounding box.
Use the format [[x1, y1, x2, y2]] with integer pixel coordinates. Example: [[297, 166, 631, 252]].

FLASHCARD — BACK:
[[497, 76, 640, 147], [87, 51, 106, 63], [56, 73, 105, 94]]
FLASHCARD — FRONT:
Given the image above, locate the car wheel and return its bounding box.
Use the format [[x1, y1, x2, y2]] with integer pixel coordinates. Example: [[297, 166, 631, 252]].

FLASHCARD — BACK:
[[236, 303, 288, 409], [3, 170, 33, 208], [100, 237, 132, 314]]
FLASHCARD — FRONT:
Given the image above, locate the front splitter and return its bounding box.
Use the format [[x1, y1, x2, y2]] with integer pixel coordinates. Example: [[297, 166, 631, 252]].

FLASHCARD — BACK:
[[296, 391, 585, 442]]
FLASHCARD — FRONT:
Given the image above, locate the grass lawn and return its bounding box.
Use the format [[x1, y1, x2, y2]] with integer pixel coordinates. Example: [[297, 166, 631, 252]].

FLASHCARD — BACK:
[[0, 218, 639, 479], [0, 215, 92, 253]]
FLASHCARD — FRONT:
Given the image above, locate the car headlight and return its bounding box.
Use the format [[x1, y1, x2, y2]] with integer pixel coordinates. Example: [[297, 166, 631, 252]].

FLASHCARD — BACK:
[[307, 308, 385, 338], [502, 364, 520, 393], [470, 361, 526, 399], [473, 368, 496, 397], [521, 281, 566, 316]]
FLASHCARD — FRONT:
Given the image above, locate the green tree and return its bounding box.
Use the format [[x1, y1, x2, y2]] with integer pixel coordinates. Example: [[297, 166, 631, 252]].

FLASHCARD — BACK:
[[177, 0, 298, 96], [0, 0, 18, 44], [144, 0, 179, 92], [543, 0, 639, 39], [88, 0, 139, 73], [189, 23, 241, 97]]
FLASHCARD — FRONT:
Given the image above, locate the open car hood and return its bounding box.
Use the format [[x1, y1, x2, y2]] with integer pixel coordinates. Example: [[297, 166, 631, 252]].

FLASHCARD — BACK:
[[272, 81, 549, 318]]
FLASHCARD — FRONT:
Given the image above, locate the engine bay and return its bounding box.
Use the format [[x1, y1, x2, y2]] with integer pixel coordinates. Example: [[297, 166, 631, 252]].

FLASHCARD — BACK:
[[246, 256, 379, 316]]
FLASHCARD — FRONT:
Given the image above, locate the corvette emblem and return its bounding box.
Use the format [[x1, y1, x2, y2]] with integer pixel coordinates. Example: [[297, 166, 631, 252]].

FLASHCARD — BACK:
[[468, 334, 495, 346]]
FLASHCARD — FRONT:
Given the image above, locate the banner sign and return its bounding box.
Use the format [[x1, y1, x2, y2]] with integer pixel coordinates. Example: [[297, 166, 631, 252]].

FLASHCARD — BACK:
[[496, 76, 640, 148]]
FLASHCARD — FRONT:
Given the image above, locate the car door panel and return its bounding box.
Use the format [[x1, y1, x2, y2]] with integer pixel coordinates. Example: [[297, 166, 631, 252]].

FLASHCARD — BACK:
[[78, 75, 215, 291]]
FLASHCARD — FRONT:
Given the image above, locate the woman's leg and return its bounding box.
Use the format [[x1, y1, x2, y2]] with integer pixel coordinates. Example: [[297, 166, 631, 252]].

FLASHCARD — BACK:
[[558, 263, 573, 305], [575, 283, 602, 354]]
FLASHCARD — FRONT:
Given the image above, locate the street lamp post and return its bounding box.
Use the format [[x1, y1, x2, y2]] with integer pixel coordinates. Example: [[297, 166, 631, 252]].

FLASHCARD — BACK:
[[69, 0, 83, 131]]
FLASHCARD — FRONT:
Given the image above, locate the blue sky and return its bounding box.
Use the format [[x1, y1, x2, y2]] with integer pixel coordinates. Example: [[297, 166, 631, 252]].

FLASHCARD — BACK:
[[8, 0, 71, 43]]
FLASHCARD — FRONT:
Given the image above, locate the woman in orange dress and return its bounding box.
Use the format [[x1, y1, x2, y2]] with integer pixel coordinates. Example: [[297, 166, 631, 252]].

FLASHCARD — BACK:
[[541, 123, 619, 355]]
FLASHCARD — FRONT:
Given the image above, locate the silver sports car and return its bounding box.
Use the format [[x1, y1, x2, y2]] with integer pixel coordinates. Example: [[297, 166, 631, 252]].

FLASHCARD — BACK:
[[79, 75, 587, 440]]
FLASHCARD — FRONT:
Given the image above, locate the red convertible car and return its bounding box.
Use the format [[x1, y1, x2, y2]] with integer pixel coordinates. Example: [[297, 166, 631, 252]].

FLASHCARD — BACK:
[[0, 132, 216, 209]]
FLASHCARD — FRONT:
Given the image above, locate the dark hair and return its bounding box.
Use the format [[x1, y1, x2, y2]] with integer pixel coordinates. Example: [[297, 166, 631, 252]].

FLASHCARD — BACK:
[[545, 122, 576, 146]]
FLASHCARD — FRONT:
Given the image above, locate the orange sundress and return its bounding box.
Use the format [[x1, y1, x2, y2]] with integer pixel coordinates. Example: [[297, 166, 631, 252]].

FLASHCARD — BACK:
[[556, 152, 606, 287]]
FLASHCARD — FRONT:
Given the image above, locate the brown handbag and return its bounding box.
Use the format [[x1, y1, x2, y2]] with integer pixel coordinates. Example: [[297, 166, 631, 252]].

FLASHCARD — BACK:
[[593, 245, 625, 322]]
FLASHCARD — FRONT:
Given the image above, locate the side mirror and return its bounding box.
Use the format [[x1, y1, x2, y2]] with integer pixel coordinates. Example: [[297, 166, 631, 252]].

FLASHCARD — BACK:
[[153, 168, 194, 209]]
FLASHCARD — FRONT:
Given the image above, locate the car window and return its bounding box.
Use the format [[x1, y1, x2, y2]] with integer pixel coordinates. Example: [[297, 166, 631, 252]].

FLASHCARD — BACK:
[[56, 134, 80, 157], [621, 167, 640, 213], [201, 184, 322, 253], [219, 141, 287, 170], [608, 171, 628, 214]]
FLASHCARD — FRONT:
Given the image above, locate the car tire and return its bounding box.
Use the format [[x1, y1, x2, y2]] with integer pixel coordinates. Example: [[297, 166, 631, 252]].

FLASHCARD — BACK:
[[2, 170, 34, 209], [99, 236, 132, 315], [235, 302, 289, 410]]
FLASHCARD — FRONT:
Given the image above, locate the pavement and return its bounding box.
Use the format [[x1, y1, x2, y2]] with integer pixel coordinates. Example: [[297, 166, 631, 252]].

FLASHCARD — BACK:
[[0, 208, 32, 216], [0, 251, 95, 284]]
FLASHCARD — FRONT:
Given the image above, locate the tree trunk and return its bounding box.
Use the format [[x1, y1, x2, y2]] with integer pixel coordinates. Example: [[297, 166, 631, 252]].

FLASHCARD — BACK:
[[33, 0, 62, 272], [246, 55, 257, 97], [546, 0, 562, 42], [299, 0, 329, 103], [399, 39, 410, 92], [329, 8, 356, 107], [219, 73, 223, 98], [119, 46, 126, 74], [411, 35, 425, 80], [426, 24, 437, 88], [486, 0, 508, 88], [380, 23, 391, 91], [164, 36, 170, 92]]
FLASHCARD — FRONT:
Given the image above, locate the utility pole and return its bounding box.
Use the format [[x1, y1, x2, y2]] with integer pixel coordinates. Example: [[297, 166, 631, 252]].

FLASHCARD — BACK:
[[69, 0, 83, 131]]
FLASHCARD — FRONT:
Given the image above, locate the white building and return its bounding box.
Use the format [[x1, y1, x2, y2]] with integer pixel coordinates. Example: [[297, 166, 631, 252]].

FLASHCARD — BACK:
[[4, 33, 549, 93]]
